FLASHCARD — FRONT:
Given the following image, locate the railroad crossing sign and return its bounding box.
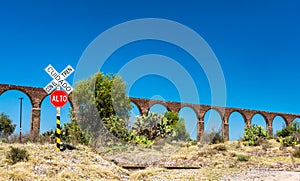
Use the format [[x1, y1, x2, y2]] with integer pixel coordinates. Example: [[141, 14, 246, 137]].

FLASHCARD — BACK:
[[43, 64, 74, 151], [44, 64, 74, 94], [50, 90, 68, 108]]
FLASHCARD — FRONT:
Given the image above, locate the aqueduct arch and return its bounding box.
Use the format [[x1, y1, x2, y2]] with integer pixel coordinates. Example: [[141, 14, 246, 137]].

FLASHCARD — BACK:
[[1, 84, 299, 141], [130, 98, 299, 141]]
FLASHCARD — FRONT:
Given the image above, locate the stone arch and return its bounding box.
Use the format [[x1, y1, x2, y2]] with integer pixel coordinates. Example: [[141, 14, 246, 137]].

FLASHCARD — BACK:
[[203, 108, 223, 132], [272, 115, 287, 126], [148, 101, 170, 112], [251, 113, 268, 129], [203, 107, 223, 120], [272, 115, 287, 136], [2, 84, 300, 141], [127, 101, 141, 128], [130, 101, 142, 116], [228, 111, 246, 140], [149, 103, 169, 114], [292, 117, 300, 125], [0, 87, 34, 107], [166, 102, 182, 113], [39, 94, 49, 108], [130, 97, 150, 115], [228, 110, 247, 124], [0, 85, 47, 137], [0, 89, 33, 134], [180, 105, 200, 120], [178, 106, 199, 140]]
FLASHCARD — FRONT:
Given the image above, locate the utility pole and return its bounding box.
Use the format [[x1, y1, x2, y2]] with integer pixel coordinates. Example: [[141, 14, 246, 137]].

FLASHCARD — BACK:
[[19, 97, 23, 143]]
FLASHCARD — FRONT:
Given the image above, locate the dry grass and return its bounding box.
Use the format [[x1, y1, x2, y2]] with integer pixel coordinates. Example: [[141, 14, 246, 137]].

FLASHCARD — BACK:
[[129, 167, 165, 180], [1, 139, 300, 180], [0, 143, 129, 180]]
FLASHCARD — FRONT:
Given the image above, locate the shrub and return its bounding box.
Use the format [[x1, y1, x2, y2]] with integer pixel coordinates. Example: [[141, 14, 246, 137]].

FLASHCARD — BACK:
[[133, 112, 178, 140], [41, 119, 90, 146], [277, 135, 297, 147], [276, 122, 300, 147], [237, 154, 250, 162], [276, 125, 296, 138], [293, 147, 300, 158], [243, 124, 267, 146], [235, 140, 241, 149], [132, 113, 160, 140], [203, 130, 223, 144], [213, 144, 227, 151], [41, 130, 56, 143], [6, 146, 29, 164], [132, 135, 154, 148], [230, 152, 237, 157], [61, 119, 90, 146], [102, 115, 131, 142]]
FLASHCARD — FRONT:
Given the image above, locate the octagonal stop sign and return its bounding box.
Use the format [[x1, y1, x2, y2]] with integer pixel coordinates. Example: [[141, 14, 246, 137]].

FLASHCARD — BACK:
[[50, 90, 68, 108]]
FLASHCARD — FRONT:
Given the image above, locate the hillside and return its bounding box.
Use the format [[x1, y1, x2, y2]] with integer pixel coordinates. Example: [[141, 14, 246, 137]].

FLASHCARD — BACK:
[[1, 140, 300, 180]]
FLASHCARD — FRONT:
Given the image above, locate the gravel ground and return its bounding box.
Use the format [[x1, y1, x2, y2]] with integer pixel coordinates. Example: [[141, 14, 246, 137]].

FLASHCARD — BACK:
[[221, 169, 300, 181]]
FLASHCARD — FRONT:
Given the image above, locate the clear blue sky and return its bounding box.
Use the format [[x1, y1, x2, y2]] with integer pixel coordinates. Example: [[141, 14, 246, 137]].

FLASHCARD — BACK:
[[0, 0, 299, 140]]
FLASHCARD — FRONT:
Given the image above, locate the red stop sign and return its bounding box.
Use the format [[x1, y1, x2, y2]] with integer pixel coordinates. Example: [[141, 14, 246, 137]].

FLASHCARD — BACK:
[[50, 90, 68, 108]]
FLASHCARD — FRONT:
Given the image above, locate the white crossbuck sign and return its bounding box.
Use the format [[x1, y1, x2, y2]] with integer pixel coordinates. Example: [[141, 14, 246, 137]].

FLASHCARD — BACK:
[[44, 64, 74, 94]]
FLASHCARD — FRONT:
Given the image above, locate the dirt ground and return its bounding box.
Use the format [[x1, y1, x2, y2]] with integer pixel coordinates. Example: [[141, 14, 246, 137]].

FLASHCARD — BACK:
[[1, 139, 300, 180]]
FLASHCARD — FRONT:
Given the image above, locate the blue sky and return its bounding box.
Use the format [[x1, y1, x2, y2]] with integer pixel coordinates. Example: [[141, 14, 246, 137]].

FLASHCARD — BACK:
[[0, 0, 299, 140]]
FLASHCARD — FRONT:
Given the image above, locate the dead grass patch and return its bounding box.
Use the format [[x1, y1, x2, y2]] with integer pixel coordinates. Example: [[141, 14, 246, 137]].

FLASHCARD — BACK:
[[130, 167, 165, 180]]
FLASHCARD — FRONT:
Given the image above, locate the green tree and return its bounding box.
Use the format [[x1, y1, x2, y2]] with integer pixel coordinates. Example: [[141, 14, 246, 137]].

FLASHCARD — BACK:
[[0, 113, 16, 140], [72, 72, 132, 145], [164, 111, 179, 128], [94, 73, 132, 120], [171, 117, 190, 141]]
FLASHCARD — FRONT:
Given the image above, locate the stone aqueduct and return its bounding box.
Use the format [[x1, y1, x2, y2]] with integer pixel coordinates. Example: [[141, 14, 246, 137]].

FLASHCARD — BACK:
[[1, 83, 300, 141]]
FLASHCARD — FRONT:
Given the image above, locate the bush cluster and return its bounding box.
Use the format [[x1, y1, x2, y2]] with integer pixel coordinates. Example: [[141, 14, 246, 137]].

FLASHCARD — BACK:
[[243, 124, 267, 146], [237, 154, 250, 162], [6, 146, 29, 164], [213, 144, 227, 151], [202, 130, 223, 145], [40, 111, 189, 148], [41, 119, 90, 146], [276, 122, 300, 147], [133, 112, 178, 140], [128, 112, 181, 147]]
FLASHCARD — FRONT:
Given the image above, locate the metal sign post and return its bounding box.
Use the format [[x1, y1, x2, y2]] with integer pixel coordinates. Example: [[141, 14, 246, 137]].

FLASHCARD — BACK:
[[56, 85, 61, 152], [19, 97, 23, 143], [43, 64, 74, 151]]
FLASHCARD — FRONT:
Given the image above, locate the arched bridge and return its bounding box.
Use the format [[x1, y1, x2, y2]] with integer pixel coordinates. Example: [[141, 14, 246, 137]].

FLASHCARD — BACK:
[[1, 84, 299, 141]]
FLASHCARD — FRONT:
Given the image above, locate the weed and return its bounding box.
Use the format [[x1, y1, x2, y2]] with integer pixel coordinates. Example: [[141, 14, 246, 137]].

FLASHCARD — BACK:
[[292, 147, 300, 158], [230, 152, 237, 157], [235, 140, 241, 149], [6, 146, 29, 164], [229, 163, 236, 168], [213, 144, 227, 151], [277, 136, 297, 147], [130, 168, 165, 180], [237, 154, 250, 162], [202, 130, 223, 145]]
